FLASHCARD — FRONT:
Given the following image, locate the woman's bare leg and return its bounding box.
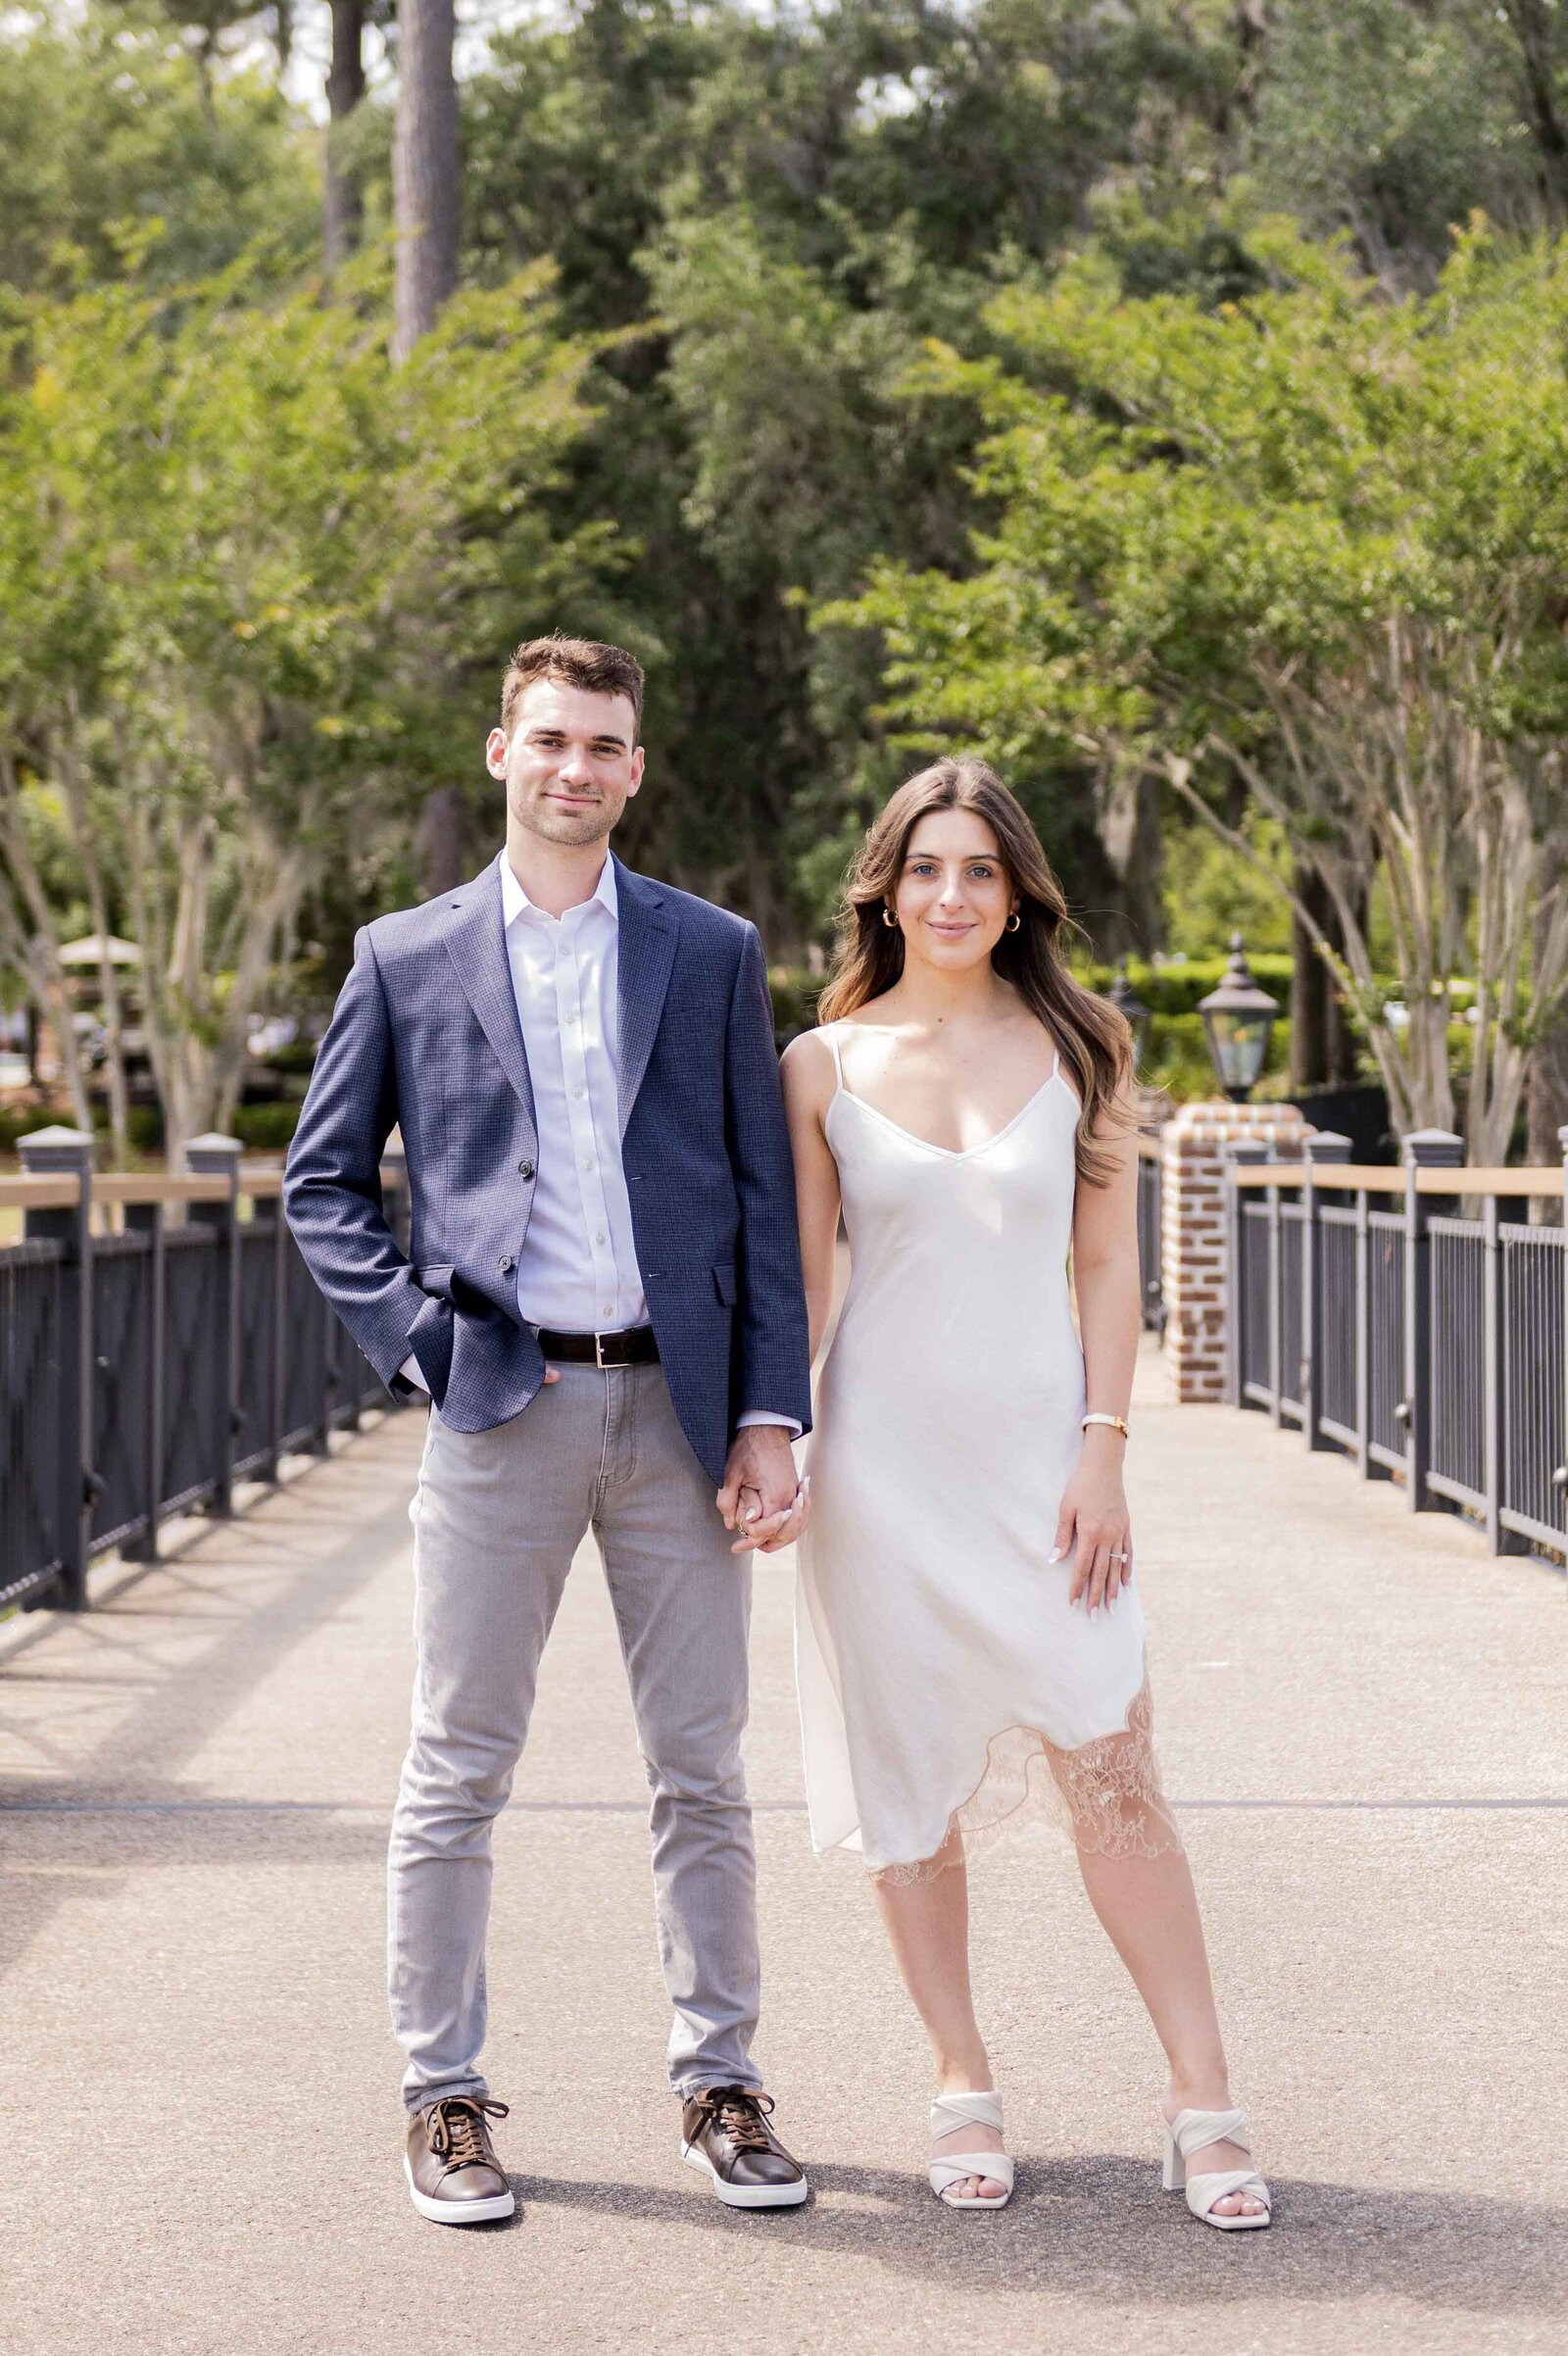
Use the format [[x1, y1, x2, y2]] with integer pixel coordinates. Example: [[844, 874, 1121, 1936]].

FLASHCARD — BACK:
[[872, 1829, 1007, 2201], [1075, 1824, 1265, 2218]]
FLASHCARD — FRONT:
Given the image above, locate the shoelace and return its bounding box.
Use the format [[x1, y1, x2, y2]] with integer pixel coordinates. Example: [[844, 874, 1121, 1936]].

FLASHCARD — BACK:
[[427, 2095, 510, 2171], [693, 2086, 776, 2153]]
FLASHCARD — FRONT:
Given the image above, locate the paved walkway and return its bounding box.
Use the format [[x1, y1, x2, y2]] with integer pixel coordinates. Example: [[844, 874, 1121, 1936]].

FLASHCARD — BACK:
[[5, 1338, 1568, 2355]]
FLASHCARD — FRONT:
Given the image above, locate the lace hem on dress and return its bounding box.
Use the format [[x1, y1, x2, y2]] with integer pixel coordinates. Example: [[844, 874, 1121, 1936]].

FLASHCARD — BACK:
[[867, 1681, 1181, 1885]]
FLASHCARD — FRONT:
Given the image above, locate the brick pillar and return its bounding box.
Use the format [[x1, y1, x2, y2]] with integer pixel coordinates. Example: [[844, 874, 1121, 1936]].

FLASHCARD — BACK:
[[1161, 1099, 1309, 1401]]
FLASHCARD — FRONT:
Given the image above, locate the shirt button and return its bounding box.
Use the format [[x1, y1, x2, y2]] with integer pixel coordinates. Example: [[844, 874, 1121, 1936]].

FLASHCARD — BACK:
[[517, 1158, 534, 1179], [499, 1254, 515, 1273], [573, 1088, 585, 1101], [582, 1157, 594, 1171], [594, 1232, 606, 1245]]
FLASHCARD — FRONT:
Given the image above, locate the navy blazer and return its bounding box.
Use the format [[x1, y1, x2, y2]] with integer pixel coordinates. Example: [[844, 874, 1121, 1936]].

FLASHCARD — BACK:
[[283, 854, 812, 1486]]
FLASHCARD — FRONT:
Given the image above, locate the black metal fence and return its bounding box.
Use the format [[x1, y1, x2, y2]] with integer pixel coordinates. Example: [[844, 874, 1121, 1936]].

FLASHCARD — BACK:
[[1, 1129, 409, 1614], [1227, 1127, 1568, 1562]]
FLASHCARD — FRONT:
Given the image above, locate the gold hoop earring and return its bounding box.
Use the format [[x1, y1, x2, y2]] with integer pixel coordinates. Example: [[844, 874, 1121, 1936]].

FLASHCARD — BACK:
[[882, 908, 899, 930], [1005, 910, 1022, 933]]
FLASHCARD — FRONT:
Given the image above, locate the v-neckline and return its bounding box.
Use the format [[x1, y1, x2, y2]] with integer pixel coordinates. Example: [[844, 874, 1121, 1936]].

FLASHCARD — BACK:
[[833, 1067, 1064, 1163]]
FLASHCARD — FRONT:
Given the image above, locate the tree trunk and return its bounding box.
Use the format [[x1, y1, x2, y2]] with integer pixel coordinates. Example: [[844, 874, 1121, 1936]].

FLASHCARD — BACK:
[[56, 716, 131, 1162], [1229, 1, 1268, 130], [1526, 1007, 1568, 1178], [1504, 0, 1568, 225], [0, 761, 94, 1133], [391, 0, 460, 365], [1290, 864, 1359, 1092], [1527, 855, 1568, 1211], [324, 0, 368, 271], [1096, 764, 1163, 959], [414, 782, 471, 900]]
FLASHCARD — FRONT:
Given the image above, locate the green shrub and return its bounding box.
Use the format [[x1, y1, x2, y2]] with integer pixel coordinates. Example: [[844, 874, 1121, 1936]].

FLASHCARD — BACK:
[[0, 1104, 47, 1154], [1081, 953, 1297, 1019], [768, 966, 821, 1037], [230, 1102, 301, 1151]]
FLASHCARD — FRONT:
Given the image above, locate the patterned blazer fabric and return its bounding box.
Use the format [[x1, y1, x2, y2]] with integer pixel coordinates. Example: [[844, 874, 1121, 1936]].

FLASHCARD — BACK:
[[282, 855, 812, 1487]]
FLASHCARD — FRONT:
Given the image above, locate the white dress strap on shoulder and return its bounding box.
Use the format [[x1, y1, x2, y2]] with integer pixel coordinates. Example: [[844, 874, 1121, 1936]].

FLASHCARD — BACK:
[[822, 1020, 846, 1094]]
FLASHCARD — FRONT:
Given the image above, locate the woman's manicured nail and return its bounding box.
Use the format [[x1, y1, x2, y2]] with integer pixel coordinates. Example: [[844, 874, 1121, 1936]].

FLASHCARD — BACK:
[[1048, 1546, 1061, 1564]]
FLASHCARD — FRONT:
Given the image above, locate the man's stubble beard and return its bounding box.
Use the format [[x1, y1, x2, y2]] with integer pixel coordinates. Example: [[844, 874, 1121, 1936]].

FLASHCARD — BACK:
[[510, 786, 625, 850]]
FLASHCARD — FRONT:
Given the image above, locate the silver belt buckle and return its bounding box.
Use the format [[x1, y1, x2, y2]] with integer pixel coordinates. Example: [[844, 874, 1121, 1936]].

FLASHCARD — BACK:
[[595, 1330, 610, 1370]]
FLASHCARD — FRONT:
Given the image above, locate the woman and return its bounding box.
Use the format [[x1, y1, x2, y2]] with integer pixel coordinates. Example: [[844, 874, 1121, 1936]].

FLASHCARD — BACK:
[[781, 760, 1269, 2229]]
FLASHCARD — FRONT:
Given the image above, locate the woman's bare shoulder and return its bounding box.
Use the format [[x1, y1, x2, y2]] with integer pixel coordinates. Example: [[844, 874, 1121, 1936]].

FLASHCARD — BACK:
[[834, 990, 901, 1031], [780, 1022, 838, 1103]]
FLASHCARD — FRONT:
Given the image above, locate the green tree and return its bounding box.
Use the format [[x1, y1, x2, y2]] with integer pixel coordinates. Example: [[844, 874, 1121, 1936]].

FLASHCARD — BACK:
[[827, 221, 1568, 1156], [0, 1, 316, 295], [0, 247, 606, 1155]]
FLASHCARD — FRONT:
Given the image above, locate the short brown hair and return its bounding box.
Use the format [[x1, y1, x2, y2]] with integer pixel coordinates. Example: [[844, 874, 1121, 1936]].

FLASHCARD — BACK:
[[500, 634, 644, 739]]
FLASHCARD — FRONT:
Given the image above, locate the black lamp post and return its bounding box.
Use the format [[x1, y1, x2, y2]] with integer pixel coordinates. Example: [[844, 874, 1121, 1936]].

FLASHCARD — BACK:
[[1199, 932, 1279, 1103], [1108, 959, 1151, 1069]]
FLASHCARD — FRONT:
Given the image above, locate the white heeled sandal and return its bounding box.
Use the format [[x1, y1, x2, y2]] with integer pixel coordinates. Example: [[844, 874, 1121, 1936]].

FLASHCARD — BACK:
[[1161, 2106, 1271, 2231], [928, 2090, 1014, 2210]]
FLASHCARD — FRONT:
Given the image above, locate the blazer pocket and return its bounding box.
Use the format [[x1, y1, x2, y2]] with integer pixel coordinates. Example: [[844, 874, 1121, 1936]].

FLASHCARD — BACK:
[[406, 1289, 455, 1400], [712, 1263, 737, 1307]]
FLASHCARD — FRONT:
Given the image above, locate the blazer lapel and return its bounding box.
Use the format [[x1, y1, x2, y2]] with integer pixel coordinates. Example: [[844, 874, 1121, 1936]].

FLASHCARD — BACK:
[[614, 858, 677, 1135], [442, 859, 538, 1142]]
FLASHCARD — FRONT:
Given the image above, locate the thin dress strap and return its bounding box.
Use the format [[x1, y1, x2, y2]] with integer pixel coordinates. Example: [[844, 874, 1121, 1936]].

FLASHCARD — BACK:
[[822, 1020, 847, 1095]]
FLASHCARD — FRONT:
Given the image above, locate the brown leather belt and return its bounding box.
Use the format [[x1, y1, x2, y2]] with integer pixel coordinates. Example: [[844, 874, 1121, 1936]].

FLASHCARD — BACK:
[[536, 1325, 660, 1368]]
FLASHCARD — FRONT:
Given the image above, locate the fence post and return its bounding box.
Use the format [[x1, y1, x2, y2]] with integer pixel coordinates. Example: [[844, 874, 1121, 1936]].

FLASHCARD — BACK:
[[1556, 1129, 1568, 1549], [19, 1126, 95, 1610], [120, 1191, 165, 1562], [1224, 1140, 1269, 1408], [1353, 1180, 1372, 1481], [265, 1181, 287, 1483], [1264, 1146, 1285, 1426], [1480, 1188, 1526, 1557], [1400, 1127, 1463, 1515], [1302, 1131, 1351, 1452], [186, 1134, 242, 1516]]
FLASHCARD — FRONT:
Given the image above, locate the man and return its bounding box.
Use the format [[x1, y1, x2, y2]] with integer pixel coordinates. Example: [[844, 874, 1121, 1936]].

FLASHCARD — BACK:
[[284, 635, 812, 2222]]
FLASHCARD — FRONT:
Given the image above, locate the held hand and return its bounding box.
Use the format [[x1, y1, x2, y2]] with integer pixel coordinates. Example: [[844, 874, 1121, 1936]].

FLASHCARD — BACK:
[[1050, 1450, 1133, 1615], [757, 1475, 809, 1554], [718, 1427, 805, 1556]]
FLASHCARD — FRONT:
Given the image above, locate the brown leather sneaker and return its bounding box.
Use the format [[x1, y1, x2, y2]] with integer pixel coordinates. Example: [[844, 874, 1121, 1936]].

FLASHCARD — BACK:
[[404, 2095, 515, 2225], [680, 2086, 808, 2209]]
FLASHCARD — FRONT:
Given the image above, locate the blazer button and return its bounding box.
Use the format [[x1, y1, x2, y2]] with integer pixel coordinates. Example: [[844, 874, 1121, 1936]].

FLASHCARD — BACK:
[[499, 1254, 515, 1273], [517, 1158, 534, 1179]]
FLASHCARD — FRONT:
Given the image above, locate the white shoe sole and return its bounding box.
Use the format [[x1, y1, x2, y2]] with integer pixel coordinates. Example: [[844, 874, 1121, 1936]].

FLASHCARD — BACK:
[[404, 2153, 515, 2224], [681, 2141, 809, 2208]]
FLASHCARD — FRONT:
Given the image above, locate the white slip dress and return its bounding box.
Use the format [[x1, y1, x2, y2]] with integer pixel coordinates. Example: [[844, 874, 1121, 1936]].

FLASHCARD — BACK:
[[795, 1022, 1178, 1880]]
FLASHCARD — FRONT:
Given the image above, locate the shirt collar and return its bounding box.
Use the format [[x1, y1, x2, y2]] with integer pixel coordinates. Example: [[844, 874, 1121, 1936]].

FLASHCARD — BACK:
[[498, 847, 618, 930]]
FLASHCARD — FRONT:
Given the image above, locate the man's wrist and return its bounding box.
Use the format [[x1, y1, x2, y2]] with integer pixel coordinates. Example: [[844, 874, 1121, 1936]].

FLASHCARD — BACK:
[[737, 1410, 803, 1440]]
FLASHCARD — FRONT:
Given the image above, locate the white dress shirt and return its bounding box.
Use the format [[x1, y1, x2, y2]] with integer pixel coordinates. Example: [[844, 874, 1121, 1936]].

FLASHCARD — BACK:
[[501, 846, 643, 1332], [400, 851, 796, 1434]]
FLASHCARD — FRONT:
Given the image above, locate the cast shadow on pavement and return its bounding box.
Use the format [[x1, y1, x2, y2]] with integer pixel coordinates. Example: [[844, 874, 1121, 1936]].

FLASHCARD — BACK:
[[0, 1441, 417, 1984], [502, 2158, 1568, 2322]]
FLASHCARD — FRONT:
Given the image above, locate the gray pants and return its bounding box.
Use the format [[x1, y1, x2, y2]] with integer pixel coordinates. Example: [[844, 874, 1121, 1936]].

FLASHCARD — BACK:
[[389, 1362, 760, 2112]]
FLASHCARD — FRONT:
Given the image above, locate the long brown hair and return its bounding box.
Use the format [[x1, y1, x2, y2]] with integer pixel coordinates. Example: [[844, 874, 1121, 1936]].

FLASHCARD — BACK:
[[817, 759, 1135, 1187]]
